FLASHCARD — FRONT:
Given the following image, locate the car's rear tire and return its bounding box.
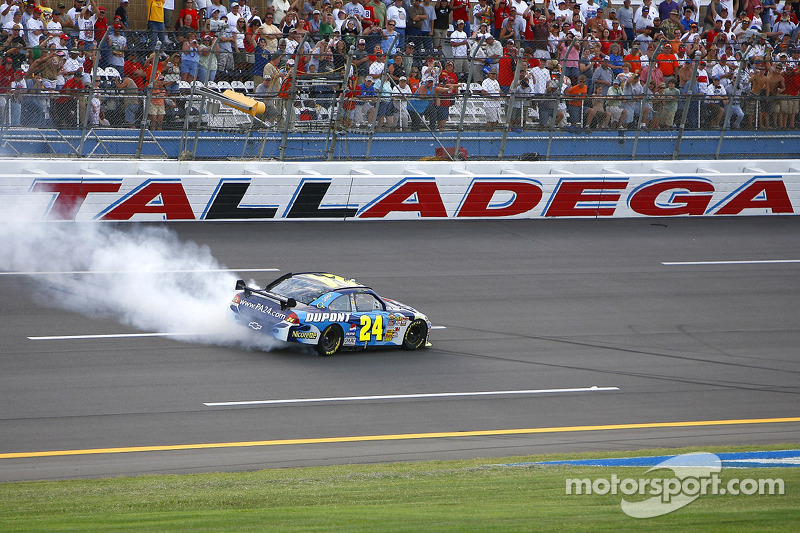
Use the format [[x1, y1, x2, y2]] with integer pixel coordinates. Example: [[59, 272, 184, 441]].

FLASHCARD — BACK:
[[402, 319, 428, 350], [316, 324, 343, 356]]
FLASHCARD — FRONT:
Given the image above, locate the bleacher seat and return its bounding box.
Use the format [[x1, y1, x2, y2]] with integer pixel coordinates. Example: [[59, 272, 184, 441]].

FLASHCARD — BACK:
[[231, 80, 247, 92]]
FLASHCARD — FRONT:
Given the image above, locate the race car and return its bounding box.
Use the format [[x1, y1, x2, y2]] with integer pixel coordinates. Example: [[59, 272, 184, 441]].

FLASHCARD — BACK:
[[229, 272, 431, 356]]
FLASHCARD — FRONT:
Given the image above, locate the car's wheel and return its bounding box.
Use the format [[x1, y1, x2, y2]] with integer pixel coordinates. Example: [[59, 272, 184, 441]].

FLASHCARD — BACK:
[[402, 319, 428, 350], [316, 324, 343, 356]]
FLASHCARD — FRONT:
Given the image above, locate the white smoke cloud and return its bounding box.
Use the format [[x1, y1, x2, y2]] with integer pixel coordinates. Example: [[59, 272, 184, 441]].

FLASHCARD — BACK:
[[0, 218, 279, 351]]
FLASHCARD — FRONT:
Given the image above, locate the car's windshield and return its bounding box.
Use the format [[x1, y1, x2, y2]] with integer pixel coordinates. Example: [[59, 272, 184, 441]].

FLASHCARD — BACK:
[[268, 277, 332, 304]]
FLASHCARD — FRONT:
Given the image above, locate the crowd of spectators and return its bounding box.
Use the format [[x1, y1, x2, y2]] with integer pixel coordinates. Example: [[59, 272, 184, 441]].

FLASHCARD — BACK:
[[0, 0, 799, 130]]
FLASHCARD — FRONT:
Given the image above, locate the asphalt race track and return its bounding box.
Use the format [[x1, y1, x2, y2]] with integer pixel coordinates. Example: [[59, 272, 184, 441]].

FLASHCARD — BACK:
[[2, 217, 800, 481]]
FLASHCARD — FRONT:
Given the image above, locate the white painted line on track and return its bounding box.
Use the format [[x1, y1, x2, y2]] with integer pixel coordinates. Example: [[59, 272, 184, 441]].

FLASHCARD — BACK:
[[204, 386, 620, 407], [431, 326, 447, 330], [1, 268, 280, 276], [28, 332, 203, 341], [662, 260, 800, 266]]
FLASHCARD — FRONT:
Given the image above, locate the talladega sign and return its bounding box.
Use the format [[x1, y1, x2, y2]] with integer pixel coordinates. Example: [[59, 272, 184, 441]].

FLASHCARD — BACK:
[[2, 165, 798, 221]]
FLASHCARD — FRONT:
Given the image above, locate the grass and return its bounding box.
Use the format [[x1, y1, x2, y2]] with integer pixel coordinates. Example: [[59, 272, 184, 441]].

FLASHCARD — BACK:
[[0, 443, 798, 531]]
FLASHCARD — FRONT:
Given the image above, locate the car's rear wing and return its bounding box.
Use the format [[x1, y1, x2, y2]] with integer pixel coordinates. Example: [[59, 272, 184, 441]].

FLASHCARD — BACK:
[[235, 280, 297, 310]]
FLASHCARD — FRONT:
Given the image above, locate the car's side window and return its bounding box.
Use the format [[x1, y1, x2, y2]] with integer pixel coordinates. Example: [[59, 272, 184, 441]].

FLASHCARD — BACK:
[[354, 293, 383, 312], [329, 294, 352, 312]]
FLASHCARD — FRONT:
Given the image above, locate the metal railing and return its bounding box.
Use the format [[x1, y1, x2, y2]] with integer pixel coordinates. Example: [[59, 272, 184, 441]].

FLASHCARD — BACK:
[[0, 34, 797, 161]]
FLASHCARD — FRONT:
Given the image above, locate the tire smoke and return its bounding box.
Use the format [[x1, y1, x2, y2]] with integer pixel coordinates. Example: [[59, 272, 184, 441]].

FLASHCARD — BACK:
[[0, 220, 278, 351]]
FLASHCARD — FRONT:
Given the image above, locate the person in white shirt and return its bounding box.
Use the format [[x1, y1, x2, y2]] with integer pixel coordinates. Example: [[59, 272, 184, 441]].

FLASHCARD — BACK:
[[392, 75, 412, 129], [449, 19, 468, 74], [25, 6, 45, 48], [226, 2, 242, 31], [481, 69, 502, 129], [1, 0, 19, 27]]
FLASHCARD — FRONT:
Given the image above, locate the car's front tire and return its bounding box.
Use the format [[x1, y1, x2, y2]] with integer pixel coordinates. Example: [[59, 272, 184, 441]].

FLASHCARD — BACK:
[[402, 319, 428, 350], [316, 324, 343, 356]]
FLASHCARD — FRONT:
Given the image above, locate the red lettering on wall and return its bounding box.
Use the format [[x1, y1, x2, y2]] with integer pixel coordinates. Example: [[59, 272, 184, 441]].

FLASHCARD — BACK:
[[714, 179, 794, 215], [101, 182, 195, 220], [359, 181, 447, 218], [629, 180, 715, 216], [545, 180, 628, 217], [457, 180, 543, 217], [32, 181, 121, 220]]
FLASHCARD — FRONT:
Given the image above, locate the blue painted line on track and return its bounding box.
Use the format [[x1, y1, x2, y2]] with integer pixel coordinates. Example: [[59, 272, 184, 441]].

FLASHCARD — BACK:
[[505, 450, 800, 468]]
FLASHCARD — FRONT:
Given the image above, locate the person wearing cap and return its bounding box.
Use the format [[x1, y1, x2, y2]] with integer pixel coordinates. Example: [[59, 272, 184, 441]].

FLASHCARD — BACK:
[[703, 73, 727, 128], [657, 0, 679, 22], [0, 1, 21, 30], [113, 0, 128, 29], [480, 68, 502, 129], [710, 53, 732, 87], [654, 42, 678, 83], [196, 30, 217, 82], [389, 74, 410, 130], [660, 8, 682, 37], [449, 18, 468, 75], [591, 54, 614, 95], [24, 3, 43, 48], [386, 0, 406, 48]]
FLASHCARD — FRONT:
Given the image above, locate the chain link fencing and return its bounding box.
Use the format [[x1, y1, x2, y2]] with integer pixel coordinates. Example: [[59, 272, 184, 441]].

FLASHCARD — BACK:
[[0, 30, 797, 161]]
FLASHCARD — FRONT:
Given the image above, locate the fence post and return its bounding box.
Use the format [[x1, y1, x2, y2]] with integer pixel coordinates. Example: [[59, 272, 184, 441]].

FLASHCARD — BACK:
[[545, 38, 578, 160], [715, 44, 754, 159], [136, 42, 162, 158], [632, 41, 663, 159], [498, 45, 525, 160], [77, 29, 110, 157], [279, 33, 309, 161], [672, 55, 700, 160], [366, 34, 399, 159], [454, 36, 486, 159], [326, 47, 356, 161]]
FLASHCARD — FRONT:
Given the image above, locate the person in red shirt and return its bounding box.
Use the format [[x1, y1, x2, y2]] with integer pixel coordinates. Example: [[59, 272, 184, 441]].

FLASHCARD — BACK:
[[53, 71, 85, 127], [123, 54, 146, 88], [492, 0, 509, 39], [497, 45, 517, 91], [655, 43, 679, 83], [94, 7, 109, 37], [176, 0, 201, 30]]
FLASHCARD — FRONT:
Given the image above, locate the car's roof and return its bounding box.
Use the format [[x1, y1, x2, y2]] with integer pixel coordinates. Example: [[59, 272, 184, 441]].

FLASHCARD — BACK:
[[292, 272, 368, 291], [265, 272, 371, 305]]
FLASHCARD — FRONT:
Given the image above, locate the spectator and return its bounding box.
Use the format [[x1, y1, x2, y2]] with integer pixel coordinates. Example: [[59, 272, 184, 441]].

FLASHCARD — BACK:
[[197, 31, 217, 82], [605, 77, 627, 128], [392, 74, 411, 129], [585, 84, 608, 127], [180, 30, 199, 81], [149, 74, 168, 129], [114, 0, 128, 29], [88, 77, 101, 125], [114, 71, 138, 124], [176, 0, 200, 30], [481, 68, 502, 130], [52, 69, 83, 126], [565, 73, 588, 126], [433, 0, 450, 52], [77, 1, 96, 45], [25, 5, 44, 48], [148, 0, 167, 45], [386, 0, 406, 49], [704, 74, 727, 127]]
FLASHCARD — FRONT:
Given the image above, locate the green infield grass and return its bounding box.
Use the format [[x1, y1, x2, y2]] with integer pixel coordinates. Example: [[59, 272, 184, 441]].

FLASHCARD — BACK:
[[1, 443, 798, 531]]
